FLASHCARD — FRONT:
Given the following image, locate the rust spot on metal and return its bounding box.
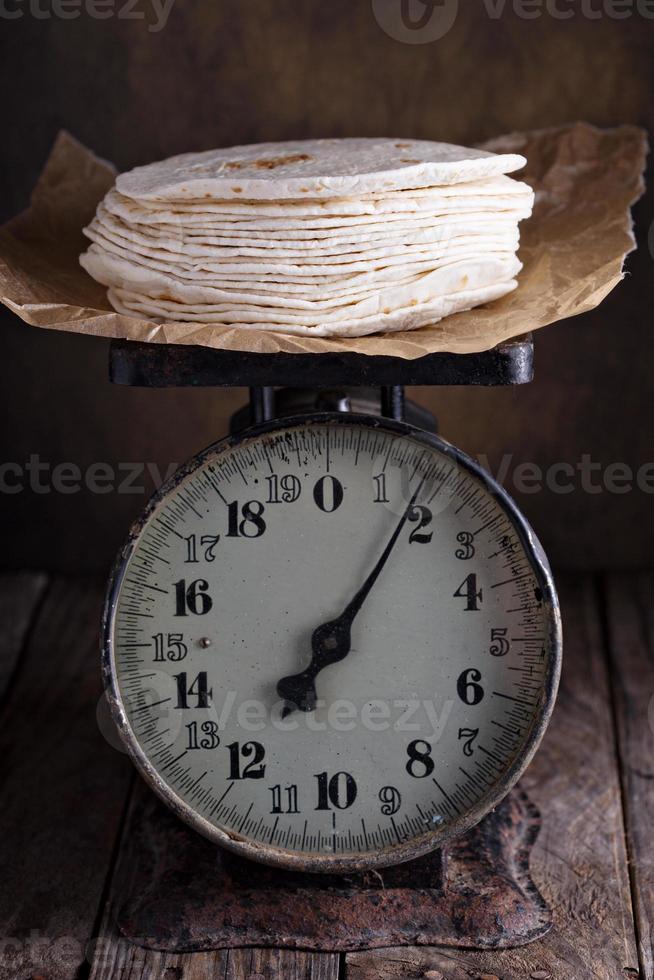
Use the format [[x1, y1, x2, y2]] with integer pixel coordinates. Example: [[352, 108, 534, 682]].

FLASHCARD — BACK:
[[115, 788, 551, 953]]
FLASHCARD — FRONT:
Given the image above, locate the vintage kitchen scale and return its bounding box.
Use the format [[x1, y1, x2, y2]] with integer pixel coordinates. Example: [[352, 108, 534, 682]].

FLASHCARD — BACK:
[[102, 334, 562, 952]]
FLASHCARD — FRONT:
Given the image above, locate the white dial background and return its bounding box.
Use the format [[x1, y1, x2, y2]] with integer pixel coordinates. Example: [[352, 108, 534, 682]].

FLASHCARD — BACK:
[[106, 417, 560, 870]]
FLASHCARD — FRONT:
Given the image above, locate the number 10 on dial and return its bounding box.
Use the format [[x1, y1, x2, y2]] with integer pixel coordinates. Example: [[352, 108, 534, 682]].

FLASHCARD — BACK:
[[103, 414, 561, 872]]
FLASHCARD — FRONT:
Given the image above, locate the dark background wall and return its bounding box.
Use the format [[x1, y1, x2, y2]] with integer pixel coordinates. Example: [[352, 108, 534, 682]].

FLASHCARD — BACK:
[[1, 0, 652, 572]]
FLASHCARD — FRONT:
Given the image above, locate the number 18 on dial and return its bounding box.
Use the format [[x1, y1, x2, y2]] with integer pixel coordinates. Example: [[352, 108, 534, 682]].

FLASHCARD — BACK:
[[103, 414, 561, 872]]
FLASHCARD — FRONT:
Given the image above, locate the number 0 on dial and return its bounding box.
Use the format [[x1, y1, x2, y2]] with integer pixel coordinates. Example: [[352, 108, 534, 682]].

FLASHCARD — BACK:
[[103, 414, 561, 872]]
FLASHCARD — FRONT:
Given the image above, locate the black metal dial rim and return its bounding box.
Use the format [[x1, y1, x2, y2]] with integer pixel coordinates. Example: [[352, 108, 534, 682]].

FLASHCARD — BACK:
[[101, 412, 562, 874]]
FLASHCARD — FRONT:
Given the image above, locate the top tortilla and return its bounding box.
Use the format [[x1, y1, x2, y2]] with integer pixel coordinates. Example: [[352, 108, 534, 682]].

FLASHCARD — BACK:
[[115, 138, 527, 202]]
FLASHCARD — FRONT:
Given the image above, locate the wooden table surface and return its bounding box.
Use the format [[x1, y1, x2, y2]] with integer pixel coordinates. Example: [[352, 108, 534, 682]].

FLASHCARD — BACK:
[[0, 571, 651, 980]]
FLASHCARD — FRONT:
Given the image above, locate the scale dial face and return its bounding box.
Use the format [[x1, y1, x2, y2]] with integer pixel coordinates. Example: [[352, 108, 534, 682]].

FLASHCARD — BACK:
[[104, 415, 561, 872]]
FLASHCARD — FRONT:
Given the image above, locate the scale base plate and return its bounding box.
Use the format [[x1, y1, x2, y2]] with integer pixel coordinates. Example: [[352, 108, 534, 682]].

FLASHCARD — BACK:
[[114, 785, 550, 953]]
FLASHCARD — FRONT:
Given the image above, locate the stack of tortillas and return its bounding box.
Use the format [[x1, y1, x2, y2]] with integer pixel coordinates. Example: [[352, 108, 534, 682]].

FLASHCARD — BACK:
[[80, 138, 534, 338]]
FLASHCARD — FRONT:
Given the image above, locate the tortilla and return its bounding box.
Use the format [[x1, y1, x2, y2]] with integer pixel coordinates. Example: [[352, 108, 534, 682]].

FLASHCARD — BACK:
[[104, 176, 533, 222], [108, 279, 517, 337], [82, 234, 521, 295], [87, 212, 519, 266], [79, 137, 533, 337], [80, 245, 519, 315], [115, 137, 527, 202], [91, 205, 522, 255]]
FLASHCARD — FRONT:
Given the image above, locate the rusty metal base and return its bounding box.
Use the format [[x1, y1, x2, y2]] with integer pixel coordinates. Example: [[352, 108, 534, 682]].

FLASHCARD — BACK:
[[114, 786, 551, 953]]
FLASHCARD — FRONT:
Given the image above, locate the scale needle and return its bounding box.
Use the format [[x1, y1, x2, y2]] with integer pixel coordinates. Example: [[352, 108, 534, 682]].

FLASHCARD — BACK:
[[276, 479, 424, 715]]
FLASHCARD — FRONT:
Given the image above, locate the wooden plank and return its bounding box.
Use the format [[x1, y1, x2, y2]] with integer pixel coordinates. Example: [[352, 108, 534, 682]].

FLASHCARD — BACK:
[[0, 570, 48, 699], [90, 914, 340, 980], [91, 943, 339, 980], [346, 574, 640, 980], [89, 785, 340, 979], [89, 933, 230, 980], [225, 949, 340, 979], [605, 571, 654, 980], [0, 576, 133, 980]]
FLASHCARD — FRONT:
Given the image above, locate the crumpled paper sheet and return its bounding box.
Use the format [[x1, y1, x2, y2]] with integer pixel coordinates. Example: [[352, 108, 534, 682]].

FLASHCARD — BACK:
[[0, 122, 646, 358]]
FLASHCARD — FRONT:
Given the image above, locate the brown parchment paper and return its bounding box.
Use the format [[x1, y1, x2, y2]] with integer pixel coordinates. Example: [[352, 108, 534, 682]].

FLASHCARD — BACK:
[[0, 122, 646, 358]]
